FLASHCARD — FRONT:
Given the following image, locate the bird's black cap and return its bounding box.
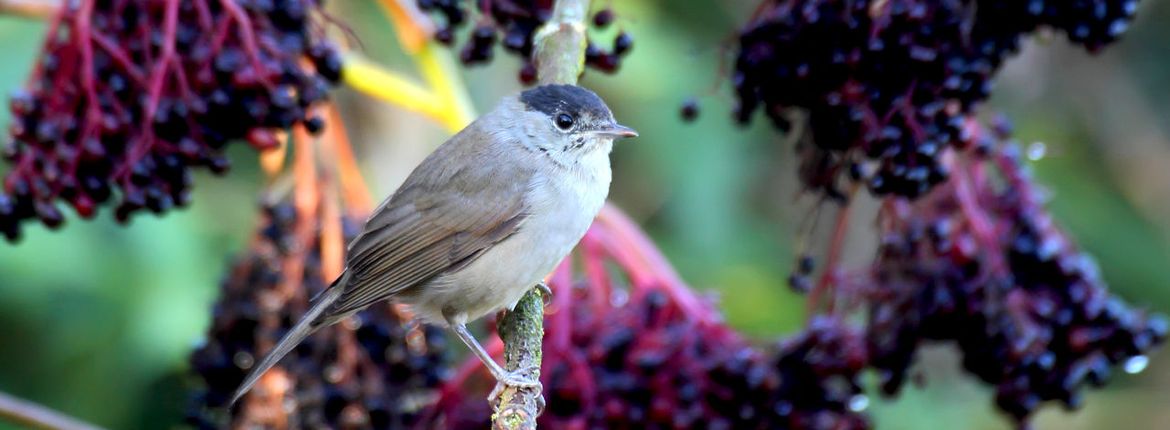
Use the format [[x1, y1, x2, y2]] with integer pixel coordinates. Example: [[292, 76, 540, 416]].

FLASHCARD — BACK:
[[519, 84, 612, 120]]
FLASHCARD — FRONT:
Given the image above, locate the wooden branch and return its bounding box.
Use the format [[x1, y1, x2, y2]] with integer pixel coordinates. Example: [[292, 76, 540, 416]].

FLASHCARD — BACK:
[[0, 0, 57, 19], [532, 0, 589, 86], [492, 1, 591, 428], [493, 288, 547, 430], [0, 391, 105, 430]]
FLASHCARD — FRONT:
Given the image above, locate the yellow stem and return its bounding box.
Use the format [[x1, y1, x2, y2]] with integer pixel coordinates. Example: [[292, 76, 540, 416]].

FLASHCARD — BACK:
[[341, 53, 447, 122], [369, 0, 477, 133], [415, 44, 476, 132]]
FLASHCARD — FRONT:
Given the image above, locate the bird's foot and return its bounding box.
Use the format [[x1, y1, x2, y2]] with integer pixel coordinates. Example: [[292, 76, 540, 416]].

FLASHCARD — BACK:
[[487, 365, 544, 411], [535, 282, 552, 307]]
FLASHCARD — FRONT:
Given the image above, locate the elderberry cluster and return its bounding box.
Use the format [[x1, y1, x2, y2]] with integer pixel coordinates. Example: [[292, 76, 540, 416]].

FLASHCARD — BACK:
[[425, 284, 871, 429], [864, 122, 1165, 425], [187, 201, 449, 429], [1, 0, 341, 241], [770, 317, 871, 430], [417, 1, 632, 83], [537, 289, 780, 429], [733, 0, 1140, 199]]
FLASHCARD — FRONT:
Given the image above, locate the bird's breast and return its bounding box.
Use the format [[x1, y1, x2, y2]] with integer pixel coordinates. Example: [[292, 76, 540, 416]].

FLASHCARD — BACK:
[[419, 161, 611, 324], [521, 165, 611, 262]]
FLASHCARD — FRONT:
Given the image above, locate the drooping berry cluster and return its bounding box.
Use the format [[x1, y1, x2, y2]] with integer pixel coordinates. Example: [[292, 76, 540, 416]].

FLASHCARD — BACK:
[[187, 200, 449, 429], [852, 118, 1166, 426], [417, 1, 632, 83], [419, 208, 871, 429], [1, 0, 341, 241], [538, 288, 780, 429], [770, 317, 871, 430], [732, 0, 1140, 199]]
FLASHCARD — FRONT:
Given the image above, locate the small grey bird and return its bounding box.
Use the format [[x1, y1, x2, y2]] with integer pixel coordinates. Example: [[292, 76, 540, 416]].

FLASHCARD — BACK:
[[229, 84, 636, 406]]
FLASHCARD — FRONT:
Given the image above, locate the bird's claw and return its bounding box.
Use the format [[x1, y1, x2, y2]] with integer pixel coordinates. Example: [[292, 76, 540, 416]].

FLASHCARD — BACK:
[[535, 282, 553, 307], [487, 365, 543, 410]]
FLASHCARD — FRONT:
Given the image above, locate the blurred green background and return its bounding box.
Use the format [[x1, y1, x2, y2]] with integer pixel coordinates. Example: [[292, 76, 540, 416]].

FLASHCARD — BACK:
[[2, 1, 1170, 429]]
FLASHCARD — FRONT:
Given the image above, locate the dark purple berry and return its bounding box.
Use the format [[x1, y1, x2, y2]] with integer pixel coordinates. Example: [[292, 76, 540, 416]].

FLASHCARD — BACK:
[[613, 32, 633, 56], [593, 9, 615, 28], [680, 98, 700, 122]]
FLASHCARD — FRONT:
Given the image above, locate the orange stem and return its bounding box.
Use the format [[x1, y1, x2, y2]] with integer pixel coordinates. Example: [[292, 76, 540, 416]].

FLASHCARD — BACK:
[[292, 126, 319, 225], [258, 131, 288, 178], [320, 178, 344, 283], [325, 104, 374, 214], [279, 125, 320, 299], [375, 0, 434, 53]]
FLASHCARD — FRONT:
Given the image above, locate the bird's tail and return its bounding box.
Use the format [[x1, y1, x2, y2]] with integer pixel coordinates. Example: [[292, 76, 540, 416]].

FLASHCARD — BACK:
[[227, 274, 347, 407]]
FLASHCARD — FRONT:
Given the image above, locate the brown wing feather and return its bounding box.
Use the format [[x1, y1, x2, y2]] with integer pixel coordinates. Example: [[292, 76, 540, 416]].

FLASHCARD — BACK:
[[320, 122, 533, 321]]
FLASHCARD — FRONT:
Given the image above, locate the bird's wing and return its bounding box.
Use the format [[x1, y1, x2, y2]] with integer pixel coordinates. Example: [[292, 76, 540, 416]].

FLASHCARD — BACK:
[[323, 129, 533, 319]]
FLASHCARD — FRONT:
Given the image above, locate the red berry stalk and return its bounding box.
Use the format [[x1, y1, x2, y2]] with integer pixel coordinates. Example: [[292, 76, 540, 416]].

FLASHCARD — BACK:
[[1, 0, 342, 241]]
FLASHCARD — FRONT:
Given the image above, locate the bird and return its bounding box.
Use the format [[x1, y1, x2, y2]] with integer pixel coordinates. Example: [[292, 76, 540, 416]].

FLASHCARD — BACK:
[[229, 84, 637, 406]]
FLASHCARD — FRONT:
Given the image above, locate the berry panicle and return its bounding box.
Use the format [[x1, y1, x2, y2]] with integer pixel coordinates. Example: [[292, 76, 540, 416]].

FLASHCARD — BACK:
[[731, 0, 1142, 200], [187, 199, 450, 429], [862, 118, 1166, 425], [1, 0, 342, 241], [790, 115, 1166, 428]]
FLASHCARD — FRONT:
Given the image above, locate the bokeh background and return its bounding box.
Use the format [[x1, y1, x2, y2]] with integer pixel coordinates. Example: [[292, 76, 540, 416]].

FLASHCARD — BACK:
[[1, 1, 1169, 428]]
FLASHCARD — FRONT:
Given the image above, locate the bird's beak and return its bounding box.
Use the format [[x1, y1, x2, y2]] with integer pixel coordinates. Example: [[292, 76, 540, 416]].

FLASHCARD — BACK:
[[595, 123, 639, 138]]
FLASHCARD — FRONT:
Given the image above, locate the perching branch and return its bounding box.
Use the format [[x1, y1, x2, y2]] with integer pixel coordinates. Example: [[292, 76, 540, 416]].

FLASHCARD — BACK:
[[532, 0, 589, 86], [492, 0, 591, 428], [493, 287, 547, 430], [0, 391, 105, 430]]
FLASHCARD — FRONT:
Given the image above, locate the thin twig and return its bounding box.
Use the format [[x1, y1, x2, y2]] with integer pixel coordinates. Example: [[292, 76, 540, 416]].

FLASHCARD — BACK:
[[808, 193, 855, 316], [0, 0, 57, 19], [0, 391, 105, 430], [492, 0, 591, 428]]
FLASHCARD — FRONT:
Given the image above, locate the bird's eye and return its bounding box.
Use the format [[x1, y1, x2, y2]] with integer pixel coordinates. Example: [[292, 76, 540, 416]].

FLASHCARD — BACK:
[[555, 113, 575, 130]]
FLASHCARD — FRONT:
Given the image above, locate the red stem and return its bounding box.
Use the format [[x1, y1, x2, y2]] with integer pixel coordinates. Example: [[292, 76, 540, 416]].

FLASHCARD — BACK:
[[90, 32, 147, 84], [952, 155, 1004, 275], [75, 0, 102, 122], [597, 206, 718, 323], [218, 0, 275, 90], [115, 0, 181, 181], [27, 4, 63, 87], [193, 0, 213, 32], [809, 199, 852, 316], [549, 258, 574, 350], [580, 229, 615, 314]]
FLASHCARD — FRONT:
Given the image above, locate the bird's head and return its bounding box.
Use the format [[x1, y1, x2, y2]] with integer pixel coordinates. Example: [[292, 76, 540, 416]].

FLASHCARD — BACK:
[[505, 84, 637, 159]]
